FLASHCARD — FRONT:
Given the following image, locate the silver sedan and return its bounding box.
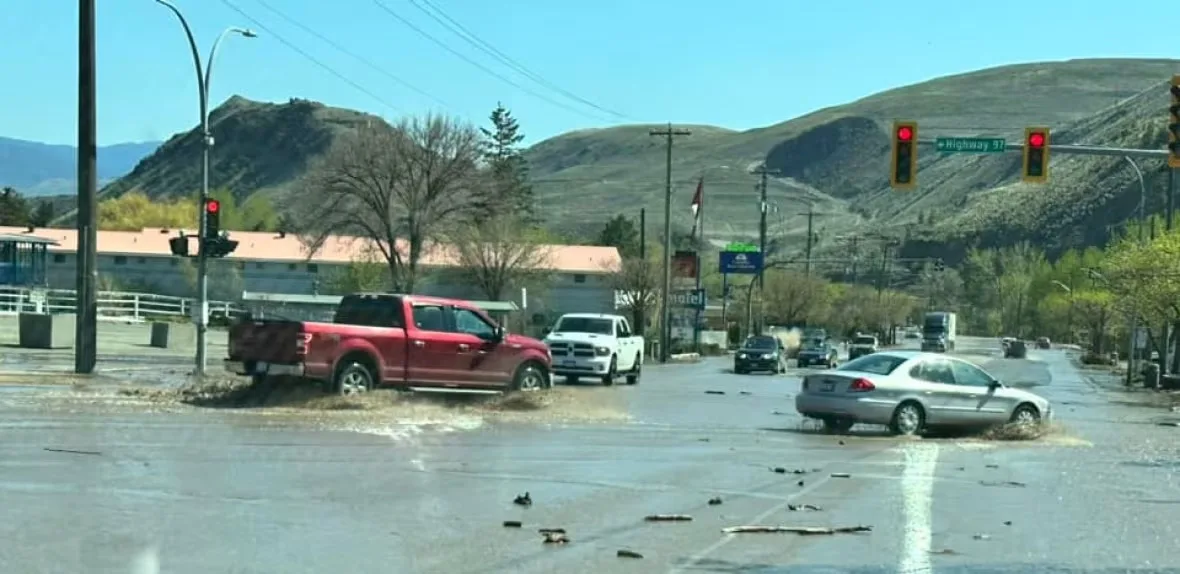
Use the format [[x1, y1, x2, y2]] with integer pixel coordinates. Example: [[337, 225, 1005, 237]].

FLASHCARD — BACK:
[[794, 350, 1051, 435]]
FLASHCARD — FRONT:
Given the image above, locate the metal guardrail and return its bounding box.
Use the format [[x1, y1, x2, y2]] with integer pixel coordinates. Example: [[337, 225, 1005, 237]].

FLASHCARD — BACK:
[[0, 286, 242, 322]]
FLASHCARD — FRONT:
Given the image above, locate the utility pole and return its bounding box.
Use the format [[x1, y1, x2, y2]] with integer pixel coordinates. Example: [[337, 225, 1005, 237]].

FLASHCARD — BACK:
[[638, 207, 646, 338], [752, 165, 775, 335], [650, 123, 691, 363], [75, 0, 98, 375], [798, 207, 830, 277]]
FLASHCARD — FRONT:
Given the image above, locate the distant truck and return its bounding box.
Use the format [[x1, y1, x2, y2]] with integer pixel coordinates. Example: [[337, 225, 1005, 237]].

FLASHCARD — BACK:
[[921, 312, 957, 352], [225, 293, 553, 395], [542, 313, 644, 385]]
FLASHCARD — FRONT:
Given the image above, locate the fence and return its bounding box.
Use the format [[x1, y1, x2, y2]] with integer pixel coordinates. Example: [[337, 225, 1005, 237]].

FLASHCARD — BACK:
[[0, 286, 242, 323]]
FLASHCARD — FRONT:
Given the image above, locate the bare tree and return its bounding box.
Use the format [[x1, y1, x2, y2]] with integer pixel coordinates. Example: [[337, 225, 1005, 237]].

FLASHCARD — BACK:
[[448, 214, 553, 300], [606, 256, 659, 336], [290, 114, 482, 292]]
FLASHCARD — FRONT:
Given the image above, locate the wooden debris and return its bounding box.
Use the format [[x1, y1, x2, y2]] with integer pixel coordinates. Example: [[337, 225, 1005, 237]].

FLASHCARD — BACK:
[[542, 531, 569, 544], [708, 497, 723, 506], [722, 525, 872, 535], [538, 528, 566, 535], [616, 549, 644, 559], [44, 448, 101, 456], [502, 521, 522, 528], [513, 492, 532, 506], [786, 504, 822, 512], [645, 514, 693, 522], [705, 390, 726, 395], [979, 480, 1026, 488], [773, 467, 787, 474], [830, 473, 851, 478]]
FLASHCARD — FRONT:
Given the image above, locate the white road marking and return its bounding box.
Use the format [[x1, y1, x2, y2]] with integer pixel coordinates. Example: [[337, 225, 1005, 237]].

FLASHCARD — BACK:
[[898, 443, 940, 574]]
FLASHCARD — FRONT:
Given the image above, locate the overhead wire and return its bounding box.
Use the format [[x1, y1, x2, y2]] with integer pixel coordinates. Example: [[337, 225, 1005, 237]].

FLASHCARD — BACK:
[[218, 0, 404, 113], [407, 0, 629, 120], [370, 0, 615, 123], [250, 0, 454, 110]]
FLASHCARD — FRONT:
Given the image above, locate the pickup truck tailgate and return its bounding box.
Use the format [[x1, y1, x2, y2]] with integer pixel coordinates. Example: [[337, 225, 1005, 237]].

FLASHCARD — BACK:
[[228, 320, 307, 364]]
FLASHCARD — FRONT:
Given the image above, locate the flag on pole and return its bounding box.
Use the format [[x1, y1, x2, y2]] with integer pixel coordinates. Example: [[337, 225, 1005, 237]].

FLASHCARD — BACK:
[[689, 176, 704, 239]]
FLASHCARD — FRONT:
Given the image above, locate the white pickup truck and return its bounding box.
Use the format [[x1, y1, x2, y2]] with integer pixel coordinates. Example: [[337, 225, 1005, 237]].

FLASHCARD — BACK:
[[543, 313, 644, 385]]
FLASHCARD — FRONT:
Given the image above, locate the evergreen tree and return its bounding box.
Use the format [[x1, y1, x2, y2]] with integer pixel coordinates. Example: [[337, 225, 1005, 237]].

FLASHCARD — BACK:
[[0, 187, 31, 226], [476, 103, 534, 223]]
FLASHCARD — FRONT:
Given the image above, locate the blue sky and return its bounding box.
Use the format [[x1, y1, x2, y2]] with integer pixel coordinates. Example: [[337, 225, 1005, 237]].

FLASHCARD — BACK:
[[2, 0, 1172, 147]]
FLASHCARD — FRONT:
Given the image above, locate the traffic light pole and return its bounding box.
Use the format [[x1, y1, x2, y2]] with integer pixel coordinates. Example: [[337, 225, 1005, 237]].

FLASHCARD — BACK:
[[917, 139, 1168, 159], [157, 1, 253, 376]]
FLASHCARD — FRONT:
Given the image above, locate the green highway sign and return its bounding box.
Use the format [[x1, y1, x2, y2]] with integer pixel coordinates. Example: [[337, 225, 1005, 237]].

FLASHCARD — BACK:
[[724, 242, 759, 253], [935, 137, 1007, 153]]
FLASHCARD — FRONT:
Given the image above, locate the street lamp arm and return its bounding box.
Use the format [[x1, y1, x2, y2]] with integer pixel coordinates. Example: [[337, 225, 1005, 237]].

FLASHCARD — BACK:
[[205, 28, 254, 128], [154, 0, 206, 125]]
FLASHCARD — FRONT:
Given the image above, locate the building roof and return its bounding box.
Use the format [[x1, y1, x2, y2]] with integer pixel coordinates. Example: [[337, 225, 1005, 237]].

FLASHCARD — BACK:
[[0, 233, 59, 245], [0, 226, 620, 274]]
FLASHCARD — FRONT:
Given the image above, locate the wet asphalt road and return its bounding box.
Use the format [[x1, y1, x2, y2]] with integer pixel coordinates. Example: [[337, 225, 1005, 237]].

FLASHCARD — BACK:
[[2, 337, 1180, 573]]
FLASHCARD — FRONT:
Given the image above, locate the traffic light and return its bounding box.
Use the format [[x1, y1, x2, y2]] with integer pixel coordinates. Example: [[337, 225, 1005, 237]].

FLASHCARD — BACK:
[[890, 121, 918, 190], [203, 198, 221, 239], [1022, 127, 1050, 183], [202, 235, 240, 258], [168, 234, 189, 257], [1169, 75, 1180, 168]]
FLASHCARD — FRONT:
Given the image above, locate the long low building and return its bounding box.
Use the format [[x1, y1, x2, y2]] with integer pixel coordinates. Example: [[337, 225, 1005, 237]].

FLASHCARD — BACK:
[[0, 225, 622, 324]]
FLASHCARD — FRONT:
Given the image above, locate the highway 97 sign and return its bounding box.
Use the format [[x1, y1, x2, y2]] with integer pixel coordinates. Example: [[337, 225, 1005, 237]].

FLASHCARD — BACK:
[[719, 251, 763, 274]]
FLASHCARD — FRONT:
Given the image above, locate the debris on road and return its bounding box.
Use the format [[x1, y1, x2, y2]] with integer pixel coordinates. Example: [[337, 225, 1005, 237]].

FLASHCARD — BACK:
[[722, 525, 872, 535], [43, 448, 101, 456], [829, 473, 851, 478], [985, 464, 1000, 469], [698, 438, 710, 442], [616, 550, 644, 559], [930, 548, 959, 555], [979, 480, 1026, 488], [773, 467, 787, 474], [542, 531, 569, 544], [1003, 520, 1012, 526], [705, 390, 726, 395], [797, 480, 805, 487], [786, 504, 822, 512], [973, 533, 991, 541], [514, 492, 533, 506], [502, 521, 523, 528], [739, 391, 751, 395], [645, 514, 693, 522], [838, 440, 845, 446], [772, 410, 788, 415], [538, 528, 566, 535], [708, 497, 723, 506]]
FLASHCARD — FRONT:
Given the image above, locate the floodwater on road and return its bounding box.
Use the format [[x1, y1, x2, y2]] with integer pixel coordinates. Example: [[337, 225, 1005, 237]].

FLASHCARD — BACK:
[[1, 337, 1178, 573]]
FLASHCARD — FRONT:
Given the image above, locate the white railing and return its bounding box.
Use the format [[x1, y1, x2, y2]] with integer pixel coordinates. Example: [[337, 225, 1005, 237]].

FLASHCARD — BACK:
[[0, 286, 242, 322]]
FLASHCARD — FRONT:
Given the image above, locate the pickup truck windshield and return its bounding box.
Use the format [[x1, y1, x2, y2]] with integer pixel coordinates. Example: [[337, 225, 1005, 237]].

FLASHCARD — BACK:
[[554, 317, 614, 335], [853, 336, 876, 345]]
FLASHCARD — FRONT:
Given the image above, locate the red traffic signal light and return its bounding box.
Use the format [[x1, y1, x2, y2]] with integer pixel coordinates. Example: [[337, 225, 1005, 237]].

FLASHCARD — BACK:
[[1022, 127, 1050, 183], [1027, 132, 1045, 148], [896, 126, 914, 142], [890, 121, 918, 190], [206, 199, 220, 213]]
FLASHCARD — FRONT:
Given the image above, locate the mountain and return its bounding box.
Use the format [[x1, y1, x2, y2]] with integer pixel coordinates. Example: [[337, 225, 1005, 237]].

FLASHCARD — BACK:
[[0, 137, 161, 196], [100, 58, 1180, 260]]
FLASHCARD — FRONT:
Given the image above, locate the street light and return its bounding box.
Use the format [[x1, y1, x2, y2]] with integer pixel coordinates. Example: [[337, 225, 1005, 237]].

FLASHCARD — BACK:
[[1123, 155, 1147, 386], [1051, 280, 1074, 345], [155, 0, 255, 376]]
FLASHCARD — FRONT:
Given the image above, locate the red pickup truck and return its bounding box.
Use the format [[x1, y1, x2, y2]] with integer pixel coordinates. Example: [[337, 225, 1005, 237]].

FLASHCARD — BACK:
[[224, 293, 553, 395]]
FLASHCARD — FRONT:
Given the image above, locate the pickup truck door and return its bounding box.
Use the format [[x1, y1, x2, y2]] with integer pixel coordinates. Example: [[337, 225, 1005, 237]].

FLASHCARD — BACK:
[[615, 319, 640, 369], [450, 307, 515, 387], [406, 303, 465, 386]]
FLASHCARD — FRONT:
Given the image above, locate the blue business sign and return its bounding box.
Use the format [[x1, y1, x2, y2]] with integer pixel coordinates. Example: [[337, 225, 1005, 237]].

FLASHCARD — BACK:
[[719, 251, 763, 274]]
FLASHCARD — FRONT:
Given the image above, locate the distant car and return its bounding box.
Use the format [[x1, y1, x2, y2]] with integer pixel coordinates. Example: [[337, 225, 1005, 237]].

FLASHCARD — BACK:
[[797, 339, 838, 368], [1035, 337, 1051, 349], [1004, 339, 1028, 359], [795, 350, 1051, 435], [848, 335, 879, 360], [904, 330, 920, 339], [734, 335, 786, 374]]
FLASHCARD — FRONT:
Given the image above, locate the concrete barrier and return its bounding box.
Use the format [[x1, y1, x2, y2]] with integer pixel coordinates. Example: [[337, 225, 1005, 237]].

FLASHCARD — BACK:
[[149, 322, 196, 349], [18, 313, 75, 349]]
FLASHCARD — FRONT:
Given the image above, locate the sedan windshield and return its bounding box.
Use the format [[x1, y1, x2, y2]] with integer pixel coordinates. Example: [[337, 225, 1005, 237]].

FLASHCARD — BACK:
[[743, 336, 778, 350], [802, 338, 826, 350], [836, 354, 908, 375], [553, 317, 613, 335]]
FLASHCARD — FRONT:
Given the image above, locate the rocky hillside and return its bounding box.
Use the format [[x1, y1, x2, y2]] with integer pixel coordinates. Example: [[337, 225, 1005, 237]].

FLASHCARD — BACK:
[[99, 96, 383, 202], [99, 58, 1180, 260]]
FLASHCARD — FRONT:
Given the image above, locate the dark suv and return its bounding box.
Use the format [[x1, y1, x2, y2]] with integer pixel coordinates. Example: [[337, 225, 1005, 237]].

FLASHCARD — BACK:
[[734, 335, 785, 374]]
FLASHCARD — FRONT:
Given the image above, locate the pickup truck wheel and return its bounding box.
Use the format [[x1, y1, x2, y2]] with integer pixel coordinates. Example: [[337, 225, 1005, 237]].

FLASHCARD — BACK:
[[513, 362, 547, 392], [335, 361, 374, 396], [625, 354, 641, 385], [602, 356, 617, 386]]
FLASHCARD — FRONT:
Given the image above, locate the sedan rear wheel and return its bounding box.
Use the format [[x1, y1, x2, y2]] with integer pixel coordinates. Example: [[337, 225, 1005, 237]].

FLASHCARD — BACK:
[[890, 401, 925, 436]]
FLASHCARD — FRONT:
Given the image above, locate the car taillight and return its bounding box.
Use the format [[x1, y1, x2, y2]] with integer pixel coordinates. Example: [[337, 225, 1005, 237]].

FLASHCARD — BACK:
[[849, 378, 875, 392], [295, 333, 312, 356]]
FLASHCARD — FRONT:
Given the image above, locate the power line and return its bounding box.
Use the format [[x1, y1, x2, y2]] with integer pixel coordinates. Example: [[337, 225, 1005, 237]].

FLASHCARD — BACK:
[[219, 0, 403, 113], [251, 0, 454, 110], [408, 0, 629, 120], [370, 0, 614, 122]]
